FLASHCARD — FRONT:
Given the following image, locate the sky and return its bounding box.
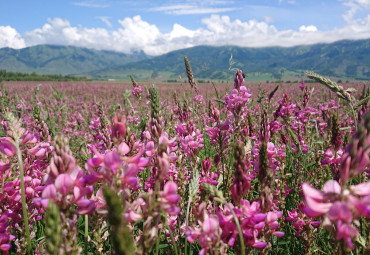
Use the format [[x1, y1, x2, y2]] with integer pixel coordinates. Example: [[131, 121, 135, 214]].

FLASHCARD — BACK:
[[0, 0, 370, 55]]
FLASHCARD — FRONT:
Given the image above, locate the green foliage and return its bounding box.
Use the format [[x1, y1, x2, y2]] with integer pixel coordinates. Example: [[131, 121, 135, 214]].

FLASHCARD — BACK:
[[0, 69, 88, 81]]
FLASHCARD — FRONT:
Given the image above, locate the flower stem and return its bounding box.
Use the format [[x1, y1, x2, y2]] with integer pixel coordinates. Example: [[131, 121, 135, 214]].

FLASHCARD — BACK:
[[349, 103, 358, 131], [165, 221, 179, 255], [84, 214, 88, 255], [15, 139, 31, 253], [155, 225, 160, 255], [184, 196, 192, 255]]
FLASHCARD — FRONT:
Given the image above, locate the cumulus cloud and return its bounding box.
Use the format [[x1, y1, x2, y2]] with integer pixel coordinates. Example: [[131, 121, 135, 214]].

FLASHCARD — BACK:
[[0, 26, 26, 49], [25, 18, 111, 50], [299, 25, 318, 32], [19, 14, 369, 55], [3, 0, 370, 56]]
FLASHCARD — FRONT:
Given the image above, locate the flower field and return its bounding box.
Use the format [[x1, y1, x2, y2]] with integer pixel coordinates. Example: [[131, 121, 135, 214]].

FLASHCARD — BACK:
[[0, 58, 369, 255]]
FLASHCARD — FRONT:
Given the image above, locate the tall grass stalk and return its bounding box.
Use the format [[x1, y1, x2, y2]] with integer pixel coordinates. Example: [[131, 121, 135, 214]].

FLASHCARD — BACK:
[[15, 137, 32, 253], [305, 71, 358, 130]]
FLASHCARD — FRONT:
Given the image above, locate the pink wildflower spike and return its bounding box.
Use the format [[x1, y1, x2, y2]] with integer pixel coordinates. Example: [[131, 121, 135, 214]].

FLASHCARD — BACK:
[[302, 183, 332, 217], [0, 243, 11, 251], [254, 222, 265, 229], [302, 182, 325, 201], [160, 182, 180, 216], [303, 196, 332, 218], [123, 164, 139, 189], [336, 221, 358, 250], [118, 142, 130, 155], [266, 142, 275, 158], [0, 139, 16, 157], [127, 210, 142, 222], [350, 181, 370, 196], [234, 70, 245, 90], [353, 195, 370, 217], [145, 141, 155, 157], [328, 202, 353, 223], [254, 213, 267, 222], [137, 157, 150, 168], [72, 186, 82, 202], [340, 155, 352, 182], [322, 180, 341, 194], [21, 132, 37, 145], [157, 154, 170, 179], [273, 231, 285, 237], [252, 241, 267, 249], [125, 198, 145, 222], [311, 221, 321, 227], [42, 184, 57, 200], [0, 160, 11, 172], [111, 113, 127, 141], [103, 150, 122, 172], [163, 183, 176, 197], [75, 199, 96, 215], [55, 174, 74, 195], [285, 209, 298, 221], [202, 216, 218, 234]]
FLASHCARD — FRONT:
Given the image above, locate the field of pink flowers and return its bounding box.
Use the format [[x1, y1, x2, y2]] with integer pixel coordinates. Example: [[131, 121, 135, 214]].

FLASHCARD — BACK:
[[0, 59, 369, 255]]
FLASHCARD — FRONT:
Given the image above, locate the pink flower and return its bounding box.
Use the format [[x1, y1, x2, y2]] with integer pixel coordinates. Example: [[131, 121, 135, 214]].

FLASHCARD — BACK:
[[111, 112, 127, 142], [302, 179, 370, 250], [234, 70, 245, 90], [302, 182, 332, 217], [125, 198, 145, 223], [0, 138, 16, 157], [160, 182, 180, 216], [336, 221, 358, 250], [328, 202, 352, 223]]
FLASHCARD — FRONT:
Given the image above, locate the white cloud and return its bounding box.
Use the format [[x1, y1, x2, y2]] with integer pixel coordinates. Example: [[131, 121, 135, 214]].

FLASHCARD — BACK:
[[299, 25, 318, 32], [149, 4, 236, 15], [4, 1, 370, 56], [0, 26, 26, 49], [97, 16, 112, 27], [25, 18, 111, 50], [73, 1, 109, 8], [342, 0, 370, 22]]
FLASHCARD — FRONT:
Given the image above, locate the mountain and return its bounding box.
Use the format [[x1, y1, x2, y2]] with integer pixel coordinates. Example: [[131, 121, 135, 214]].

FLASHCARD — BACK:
[[91, 39, 370, 81], [0, 39, 369, 80], [0, 45, 148, 75]]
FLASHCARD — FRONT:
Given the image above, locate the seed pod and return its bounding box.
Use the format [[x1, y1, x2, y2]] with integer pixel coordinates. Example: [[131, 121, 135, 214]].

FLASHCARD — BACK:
[[103, 186, 135, 255]]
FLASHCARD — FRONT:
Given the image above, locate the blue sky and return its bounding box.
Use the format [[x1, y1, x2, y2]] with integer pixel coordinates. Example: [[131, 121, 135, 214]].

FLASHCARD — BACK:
[[0, 0, 369, 55]]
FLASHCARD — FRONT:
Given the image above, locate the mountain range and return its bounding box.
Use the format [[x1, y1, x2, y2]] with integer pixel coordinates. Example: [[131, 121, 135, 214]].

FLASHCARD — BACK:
[[0, 39, 369, 81], [0, 45, 148, 75]]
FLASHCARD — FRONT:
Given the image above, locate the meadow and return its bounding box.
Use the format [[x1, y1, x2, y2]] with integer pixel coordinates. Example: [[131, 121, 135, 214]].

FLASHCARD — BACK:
[[0, 59, 369, 254]]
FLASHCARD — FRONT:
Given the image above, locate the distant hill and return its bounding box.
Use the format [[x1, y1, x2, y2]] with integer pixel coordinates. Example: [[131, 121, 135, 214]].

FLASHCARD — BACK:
[[0, 45, 148, 75], [91, 39, 370, 81], [0, 39, 369, 81]]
